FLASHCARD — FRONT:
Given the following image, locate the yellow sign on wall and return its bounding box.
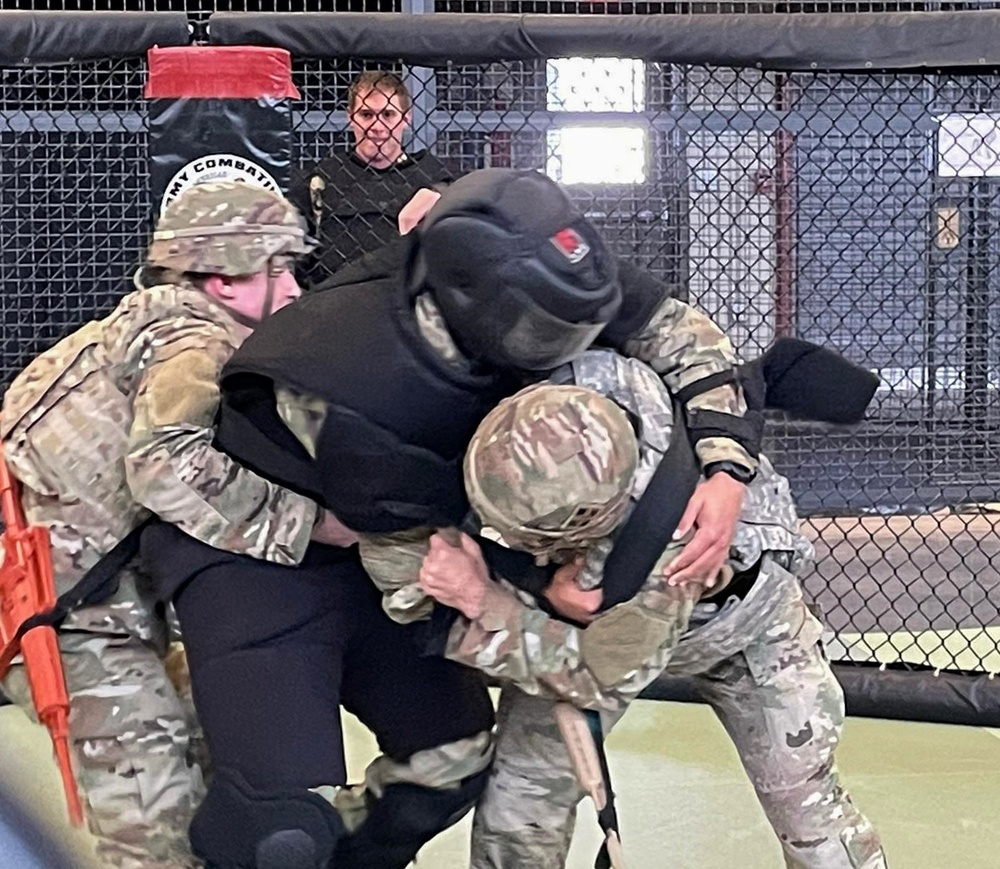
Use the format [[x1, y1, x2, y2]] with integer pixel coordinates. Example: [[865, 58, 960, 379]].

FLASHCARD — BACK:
[[935, 206, 960, 250]]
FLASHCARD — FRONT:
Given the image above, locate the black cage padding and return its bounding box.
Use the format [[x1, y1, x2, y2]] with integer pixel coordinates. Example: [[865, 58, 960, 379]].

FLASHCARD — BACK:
[[642, 663, 1000, 727], [0, 11, 190, 66], [209, 10, 1000, 70]]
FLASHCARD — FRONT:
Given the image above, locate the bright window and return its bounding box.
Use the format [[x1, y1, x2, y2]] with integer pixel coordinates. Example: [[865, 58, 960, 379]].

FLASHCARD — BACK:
[[546, 58, 647, 185], [546, 57, 645, 112], [546, 127, 648, 185]]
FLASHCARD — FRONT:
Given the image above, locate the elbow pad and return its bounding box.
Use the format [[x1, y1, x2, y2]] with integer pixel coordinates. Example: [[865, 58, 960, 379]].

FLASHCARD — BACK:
[[684, 407, 763, 460], [672, 369, 762, 460]]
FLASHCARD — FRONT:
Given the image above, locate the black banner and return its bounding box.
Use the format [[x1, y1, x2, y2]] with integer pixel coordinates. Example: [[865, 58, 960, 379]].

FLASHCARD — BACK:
[[145, 46, 299, 218]]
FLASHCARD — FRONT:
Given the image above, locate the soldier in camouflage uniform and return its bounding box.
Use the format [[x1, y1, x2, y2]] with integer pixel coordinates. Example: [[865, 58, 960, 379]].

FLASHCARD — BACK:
[[231, 168, 761, 604], [0, 181, 344, 869], [167, 168, 761, 868], [417, 349, 887, 869], [349, 251, 758, 614]]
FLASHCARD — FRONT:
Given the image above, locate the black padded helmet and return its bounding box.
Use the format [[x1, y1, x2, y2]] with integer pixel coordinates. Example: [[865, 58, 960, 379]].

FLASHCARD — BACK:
[[409, 169, 622, 371]]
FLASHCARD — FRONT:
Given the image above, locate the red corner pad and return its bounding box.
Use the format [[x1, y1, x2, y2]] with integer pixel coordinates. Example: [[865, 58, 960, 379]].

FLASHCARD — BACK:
[[145, 46, 300, 100]]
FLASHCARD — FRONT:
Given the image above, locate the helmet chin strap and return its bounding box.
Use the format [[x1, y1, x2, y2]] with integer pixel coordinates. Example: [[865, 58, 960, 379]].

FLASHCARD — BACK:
[[223, 304, 266, 331], [220, 257, 281, 330], [259, 260, 279, 321]]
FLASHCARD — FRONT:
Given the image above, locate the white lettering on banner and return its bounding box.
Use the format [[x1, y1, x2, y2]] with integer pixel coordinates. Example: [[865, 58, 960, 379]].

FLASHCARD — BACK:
[[160, 153, 282, 215]]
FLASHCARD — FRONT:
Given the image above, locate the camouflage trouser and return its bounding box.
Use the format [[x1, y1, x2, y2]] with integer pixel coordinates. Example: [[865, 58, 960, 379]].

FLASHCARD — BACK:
[[3, 571, 205, 869], [471, 555, 886, 869], [2, 400, 204, 866]]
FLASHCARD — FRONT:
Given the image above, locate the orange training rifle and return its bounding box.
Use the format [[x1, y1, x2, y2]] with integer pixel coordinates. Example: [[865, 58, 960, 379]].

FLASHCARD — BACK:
[[0, 439, 83, 826]]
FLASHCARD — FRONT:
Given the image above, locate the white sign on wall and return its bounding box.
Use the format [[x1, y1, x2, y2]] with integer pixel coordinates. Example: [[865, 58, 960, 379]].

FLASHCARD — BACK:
[[937, 113, 1000, 177]]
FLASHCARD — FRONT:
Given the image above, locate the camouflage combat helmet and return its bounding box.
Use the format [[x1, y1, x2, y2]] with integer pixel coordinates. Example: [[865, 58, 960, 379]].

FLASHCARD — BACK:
[[147, 182, 312, 276], [464, 383, 639, 562]]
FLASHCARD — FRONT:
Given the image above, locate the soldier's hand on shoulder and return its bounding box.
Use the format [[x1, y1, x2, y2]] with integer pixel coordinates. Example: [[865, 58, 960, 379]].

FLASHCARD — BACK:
[[662, 473, 746, 588], [419, 531, 489, 619]]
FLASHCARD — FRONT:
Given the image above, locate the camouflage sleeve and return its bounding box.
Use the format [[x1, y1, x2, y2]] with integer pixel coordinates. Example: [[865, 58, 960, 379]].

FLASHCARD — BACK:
[[125, 317, 319, 565], [622, 297, 758, 471], [357, 528, 438, 623], [443, 541, 700, 713]]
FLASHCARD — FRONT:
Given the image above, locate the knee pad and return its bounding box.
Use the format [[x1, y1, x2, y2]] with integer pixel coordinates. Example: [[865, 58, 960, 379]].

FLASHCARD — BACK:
[[334, 767, 489, 869], [191, 767, 344, 869]]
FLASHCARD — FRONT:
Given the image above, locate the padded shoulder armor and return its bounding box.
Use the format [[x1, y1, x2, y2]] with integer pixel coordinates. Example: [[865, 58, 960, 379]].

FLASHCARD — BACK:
[[597, 257, 682, 349], [218, 279, 513, 532]]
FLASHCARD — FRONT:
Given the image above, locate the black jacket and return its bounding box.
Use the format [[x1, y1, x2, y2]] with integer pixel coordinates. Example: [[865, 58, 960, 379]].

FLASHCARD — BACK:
[[215, 239, 875, 536], [288, 150, 457, 286], [214, 238, 679, 532]]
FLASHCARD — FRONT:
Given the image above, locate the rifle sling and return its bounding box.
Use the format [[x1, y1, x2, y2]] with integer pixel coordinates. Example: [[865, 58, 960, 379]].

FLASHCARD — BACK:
[[12, 518, 153, 641], [599, 399, 701, 612]]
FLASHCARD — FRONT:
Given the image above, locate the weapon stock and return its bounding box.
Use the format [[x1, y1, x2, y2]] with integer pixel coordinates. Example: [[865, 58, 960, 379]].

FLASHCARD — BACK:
[[555, 704, 627, 869], [0, 442, 83, 827], [435, 526, 626, 867]]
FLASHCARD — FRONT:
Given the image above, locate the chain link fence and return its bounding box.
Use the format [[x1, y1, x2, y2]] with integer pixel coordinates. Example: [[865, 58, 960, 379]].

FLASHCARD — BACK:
[[4, 1, 1000, 11], [2, 8, 1000, 711], [297, 60, 1000, 681]]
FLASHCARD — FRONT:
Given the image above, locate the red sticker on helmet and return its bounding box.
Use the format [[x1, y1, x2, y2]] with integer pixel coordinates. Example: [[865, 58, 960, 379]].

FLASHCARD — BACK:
[[550, 227, 590, 263]]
